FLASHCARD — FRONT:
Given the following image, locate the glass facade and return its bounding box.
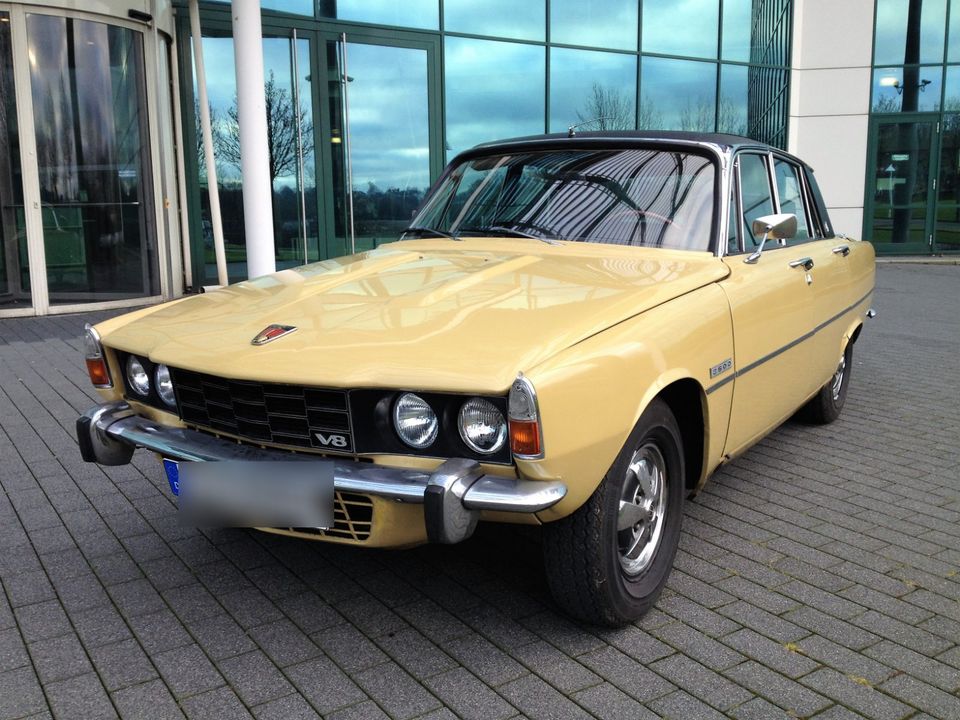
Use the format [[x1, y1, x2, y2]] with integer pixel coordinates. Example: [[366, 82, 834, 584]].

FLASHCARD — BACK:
[[867, 0, 960, 253]]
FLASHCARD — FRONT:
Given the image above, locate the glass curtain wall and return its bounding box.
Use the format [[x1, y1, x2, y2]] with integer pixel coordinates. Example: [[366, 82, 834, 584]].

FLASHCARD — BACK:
[[0, 10, 29, 309], [868, 0, 960, 253], [26, 14, 159, 303]]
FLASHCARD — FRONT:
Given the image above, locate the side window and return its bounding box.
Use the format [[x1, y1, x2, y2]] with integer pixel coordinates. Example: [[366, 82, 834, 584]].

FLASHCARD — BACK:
[[773, 158, 812, 243], [738, 153, 775, 248], [727, 189, 740, 254]]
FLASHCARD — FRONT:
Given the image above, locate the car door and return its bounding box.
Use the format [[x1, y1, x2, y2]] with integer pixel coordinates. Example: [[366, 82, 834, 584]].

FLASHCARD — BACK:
[[718, 151, 821, 457]]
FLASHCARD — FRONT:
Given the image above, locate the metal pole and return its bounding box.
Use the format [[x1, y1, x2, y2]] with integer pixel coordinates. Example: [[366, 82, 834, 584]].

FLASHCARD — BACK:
[[169, 26, 193, 289], [340, 33, 355, 255], [188, 0, 228, 286], [232, 0, 276, 278], [292, 29, 308, 265]]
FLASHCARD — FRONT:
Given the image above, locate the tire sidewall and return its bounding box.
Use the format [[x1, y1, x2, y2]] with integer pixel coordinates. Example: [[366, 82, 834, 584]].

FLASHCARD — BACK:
[[600, 399, 685, 620]]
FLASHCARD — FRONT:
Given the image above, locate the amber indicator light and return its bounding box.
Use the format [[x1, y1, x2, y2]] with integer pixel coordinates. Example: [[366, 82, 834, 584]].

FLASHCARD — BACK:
[[509, 419, 541, 456], [86, 357, 111, 387]]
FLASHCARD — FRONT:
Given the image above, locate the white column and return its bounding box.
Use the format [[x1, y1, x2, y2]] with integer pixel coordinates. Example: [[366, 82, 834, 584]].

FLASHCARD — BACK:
[[232, 0, 276, 278]]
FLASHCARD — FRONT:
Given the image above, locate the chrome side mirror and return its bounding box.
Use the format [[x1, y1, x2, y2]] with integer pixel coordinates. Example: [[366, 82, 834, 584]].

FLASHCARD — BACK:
[[744, 213, 797, 264]]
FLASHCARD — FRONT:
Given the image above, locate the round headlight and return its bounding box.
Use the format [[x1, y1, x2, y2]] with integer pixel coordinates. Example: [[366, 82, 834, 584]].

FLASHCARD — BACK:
[[393, 393, 438, 449], [458, 398, 507, 454], [155, 364, 176, 408], [125, 356, 150, 397]]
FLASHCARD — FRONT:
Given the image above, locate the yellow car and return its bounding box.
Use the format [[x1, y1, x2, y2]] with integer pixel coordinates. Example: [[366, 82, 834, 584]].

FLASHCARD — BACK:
[[77, 132, 875, 625]]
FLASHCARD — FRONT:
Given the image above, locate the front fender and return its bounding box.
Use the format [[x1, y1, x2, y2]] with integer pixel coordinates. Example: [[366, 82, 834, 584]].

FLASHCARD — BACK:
[[519, 284, 734, 522]]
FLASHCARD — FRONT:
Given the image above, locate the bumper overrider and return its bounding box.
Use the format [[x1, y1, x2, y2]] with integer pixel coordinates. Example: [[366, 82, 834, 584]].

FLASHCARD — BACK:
[[76, 401, 567, 544]]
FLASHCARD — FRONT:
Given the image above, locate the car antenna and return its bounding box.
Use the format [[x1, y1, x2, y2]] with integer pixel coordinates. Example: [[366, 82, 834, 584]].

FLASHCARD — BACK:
[[567, 117, 616, 138]]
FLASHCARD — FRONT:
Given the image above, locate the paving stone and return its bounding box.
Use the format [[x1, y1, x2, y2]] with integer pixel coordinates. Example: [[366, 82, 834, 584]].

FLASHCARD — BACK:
[[424, 667, 516, 720], [442, 632, 529, 686], [111, 678, 186, 720], [653, 621, 747, 671], [498, 673, 594, 720], [29, 633, 93, 683], [719, 601, 809, 643], [71, 604, 132, 648], [658, 593, 741, 637], [785, 607, 878, 650], [352, 661, 441, 720], [724, 660, 831, 716], [849, 610, 953, 655], [277, 591, 343, 635], [185, 613, 256, 660], [45, 672, 117, 719], [863, 640, 960, 692], [0, 628, 30, 673], [153, 643, 225, 699], [727, 696, 795, 719], [217, 649, 294, 706], [647, 689, 728, 720], [312, 621, 388, 674], [128, 608, 193, 654], [650, 653, 753, 711], [0, 666, 48, 718], [14, 599, 72, 643], [284, 655, 368, 715], [374, 627, 457, 681], [879, 673, 960, 719], [510, 639, 600, 693], [253, 693, 322, 720], [89, 638, 158, 690], [721, 627, 820, 678], [799, 667, 913, 720], [323, 700, 390, 720], [579, 645, 675, 703], [572, 681, 657, 720], [777, 579, 866, 620], [181, 686, 254, 720], [247, 618, 322, 668]]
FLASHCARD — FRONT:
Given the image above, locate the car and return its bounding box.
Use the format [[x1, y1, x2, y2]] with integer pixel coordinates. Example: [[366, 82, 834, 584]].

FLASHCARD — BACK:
[[76, 131, 875, 625]]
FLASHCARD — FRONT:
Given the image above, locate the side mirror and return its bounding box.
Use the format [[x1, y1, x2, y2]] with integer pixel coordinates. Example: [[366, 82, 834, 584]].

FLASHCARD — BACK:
[[744, 213, 797, 264]]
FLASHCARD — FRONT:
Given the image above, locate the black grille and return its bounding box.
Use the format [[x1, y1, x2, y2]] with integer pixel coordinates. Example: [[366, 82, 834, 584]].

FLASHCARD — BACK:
[[171, 369, 353, 453]]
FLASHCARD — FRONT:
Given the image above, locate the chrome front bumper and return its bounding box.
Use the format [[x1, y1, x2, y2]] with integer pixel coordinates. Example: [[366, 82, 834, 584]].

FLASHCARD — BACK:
[[77, 401, 567, 543]]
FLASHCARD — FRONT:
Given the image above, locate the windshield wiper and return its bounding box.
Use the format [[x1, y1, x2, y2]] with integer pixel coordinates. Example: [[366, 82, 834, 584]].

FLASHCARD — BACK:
[[401, 226, 460, 240], [460, 225, 562, 245]]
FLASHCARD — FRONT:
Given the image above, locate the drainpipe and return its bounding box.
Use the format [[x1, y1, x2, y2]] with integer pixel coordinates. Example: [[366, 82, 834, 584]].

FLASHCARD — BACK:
[[232, 0, 276, 278], [188, 0, 228, 286]]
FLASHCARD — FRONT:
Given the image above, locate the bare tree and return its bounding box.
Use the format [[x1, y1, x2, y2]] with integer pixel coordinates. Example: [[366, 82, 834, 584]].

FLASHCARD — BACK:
[[678, 99, 714, 132], [193, 97, 222, 179], [717, 96, 747, 136], [638, 95, 663, 130], [217, 70, 314, 183], [576, 82, 635, 131]]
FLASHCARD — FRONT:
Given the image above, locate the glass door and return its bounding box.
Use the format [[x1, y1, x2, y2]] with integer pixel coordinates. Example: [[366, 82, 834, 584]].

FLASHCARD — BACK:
[[935, 114, 960, 253], [0, 8, 30, 310], [322, 33, 436, 257], [866, 116, 938, 254]]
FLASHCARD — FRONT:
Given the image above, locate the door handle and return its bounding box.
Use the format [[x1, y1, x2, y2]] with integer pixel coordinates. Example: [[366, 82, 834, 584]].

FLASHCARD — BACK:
[[789, 257, 814, 271], [832, 245, 850, 256]]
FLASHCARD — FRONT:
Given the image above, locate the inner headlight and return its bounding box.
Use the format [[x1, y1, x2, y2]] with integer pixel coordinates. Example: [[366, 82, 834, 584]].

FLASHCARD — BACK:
[[458, 398, 507, 454], [125, 355, 150, 397], [155, 364, 176, 408], [393, 393, 438, 449]]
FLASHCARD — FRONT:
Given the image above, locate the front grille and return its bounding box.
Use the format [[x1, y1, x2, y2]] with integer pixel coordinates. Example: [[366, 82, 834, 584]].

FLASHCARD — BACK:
[[171, 369, 353, 453], [286, 492, 373, 541]]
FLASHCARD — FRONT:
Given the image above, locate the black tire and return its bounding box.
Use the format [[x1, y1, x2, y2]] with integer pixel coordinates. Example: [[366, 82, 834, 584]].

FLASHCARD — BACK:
[[798, 342, 853, 425], [542, 398, 685, 626]]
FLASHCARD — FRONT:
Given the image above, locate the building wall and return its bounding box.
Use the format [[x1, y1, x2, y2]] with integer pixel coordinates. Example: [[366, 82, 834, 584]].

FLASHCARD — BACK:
[[788, 0, 874, 238]]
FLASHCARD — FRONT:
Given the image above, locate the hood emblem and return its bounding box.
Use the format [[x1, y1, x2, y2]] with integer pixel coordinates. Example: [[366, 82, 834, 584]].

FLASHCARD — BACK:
[[251, 324, 297, 346]]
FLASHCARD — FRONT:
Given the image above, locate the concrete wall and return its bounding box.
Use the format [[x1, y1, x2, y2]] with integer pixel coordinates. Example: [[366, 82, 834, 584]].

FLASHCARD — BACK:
[[788, 0, 874, 238]]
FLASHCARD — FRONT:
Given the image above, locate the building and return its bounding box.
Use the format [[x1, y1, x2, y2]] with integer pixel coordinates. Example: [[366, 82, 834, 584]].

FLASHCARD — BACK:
[[0, 0, 954, 317]]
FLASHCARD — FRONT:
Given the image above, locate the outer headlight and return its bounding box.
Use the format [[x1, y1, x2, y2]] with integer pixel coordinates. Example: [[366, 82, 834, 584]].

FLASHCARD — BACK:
[[125, 355, 150, 397], [458, 398, 507, 454], [155, 364, 176, 408], [393, 393, 438, 448]]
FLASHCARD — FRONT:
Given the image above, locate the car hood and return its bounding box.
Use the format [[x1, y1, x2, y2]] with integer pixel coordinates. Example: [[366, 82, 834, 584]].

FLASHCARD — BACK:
[[101, 239, 728, 393]]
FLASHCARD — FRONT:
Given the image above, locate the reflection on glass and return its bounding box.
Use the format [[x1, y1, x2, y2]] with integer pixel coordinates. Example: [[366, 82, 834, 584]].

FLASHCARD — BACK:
[[444, 37, 545, 158], [641, 57, 717, 131], [950, 2, 960, 62], [549, 48, 636, 133], [27, 14, 158, 304], [874, 0, 946, 66], [722, 0, 752, 62], [944, 65, 960, 111], [870, 120, 932, 249], [343, 43, 430, 252], [872, 66, 943, 113], [719, 64, 748, 135], [738, 153, 774, 247], [412, 149, 716, 251], [936, 114, 960, 251], [206, 0, 313, 15], [773, 159, 811, 240], [333, 0, 439, 30], [0, 11, 30, 309], [194, 36, 317, 281], [550, 0, 638, 51], [444, 0, 544, 41], [642, 0, 719, 59]]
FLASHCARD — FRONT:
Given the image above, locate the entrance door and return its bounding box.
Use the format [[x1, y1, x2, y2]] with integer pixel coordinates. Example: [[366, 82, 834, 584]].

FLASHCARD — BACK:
[[320, 33, 437, 258], [866, 116, 938, 254]]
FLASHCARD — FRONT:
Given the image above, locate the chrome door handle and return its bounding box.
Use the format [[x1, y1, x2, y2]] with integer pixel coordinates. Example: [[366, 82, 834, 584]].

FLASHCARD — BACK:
[[789, 257, 814, 271], [832, 245, 850, 256]]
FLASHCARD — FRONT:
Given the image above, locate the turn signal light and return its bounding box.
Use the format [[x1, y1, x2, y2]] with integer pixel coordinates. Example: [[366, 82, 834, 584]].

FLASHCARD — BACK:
[[83, 323, 113, 389], [509, 419, 541, 457], [86, 357, 111, 387]]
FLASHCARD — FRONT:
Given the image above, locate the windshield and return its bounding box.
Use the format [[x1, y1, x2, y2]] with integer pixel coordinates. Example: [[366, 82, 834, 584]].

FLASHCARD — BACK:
[[409, 148, 716, 251]]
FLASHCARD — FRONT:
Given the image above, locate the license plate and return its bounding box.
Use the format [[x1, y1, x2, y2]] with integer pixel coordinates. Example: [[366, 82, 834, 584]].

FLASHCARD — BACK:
[[174, 460, 334, 529]]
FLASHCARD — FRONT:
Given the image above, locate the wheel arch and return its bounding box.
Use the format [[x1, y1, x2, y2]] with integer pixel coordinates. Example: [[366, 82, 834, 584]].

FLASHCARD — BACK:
[[656, 378, 707, 496]]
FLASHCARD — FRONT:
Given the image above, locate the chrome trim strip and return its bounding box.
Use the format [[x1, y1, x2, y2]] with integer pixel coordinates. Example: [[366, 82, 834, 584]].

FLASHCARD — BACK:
[[84, 403, 565, 514], [706, 289, 874, 395]]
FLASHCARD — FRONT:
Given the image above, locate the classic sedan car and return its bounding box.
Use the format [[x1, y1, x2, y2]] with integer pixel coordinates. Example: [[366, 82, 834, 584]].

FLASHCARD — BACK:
[[77, 132, 875, 625]]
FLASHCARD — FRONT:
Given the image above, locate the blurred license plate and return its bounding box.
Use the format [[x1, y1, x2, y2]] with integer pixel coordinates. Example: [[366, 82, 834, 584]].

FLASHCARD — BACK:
[[173, 460, 334, 529]]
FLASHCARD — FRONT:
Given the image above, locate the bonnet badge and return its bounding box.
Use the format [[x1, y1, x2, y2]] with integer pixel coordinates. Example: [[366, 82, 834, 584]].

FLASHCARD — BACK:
[[251, 324, 297, 346]]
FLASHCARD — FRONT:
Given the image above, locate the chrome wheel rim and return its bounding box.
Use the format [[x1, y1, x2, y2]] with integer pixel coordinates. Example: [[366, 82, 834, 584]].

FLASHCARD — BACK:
[[831, 355, 846, 401], [617, 443, 668, 576]]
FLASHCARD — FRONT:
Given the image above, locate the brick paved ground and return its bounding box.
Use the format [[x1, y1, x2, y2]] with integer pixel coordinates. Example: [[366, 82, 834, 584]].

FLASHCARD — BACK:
[[0, 262, 958, 720]]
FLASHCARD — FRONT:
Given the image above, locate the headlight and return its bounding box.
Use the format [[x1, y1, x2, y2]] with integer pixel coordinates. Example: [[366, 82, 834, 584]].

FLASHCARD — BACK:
[[155, 364, 176, 408], [459, 398, 507, 454], [393, 393, 438, 448], [125, 355, 150, 397]]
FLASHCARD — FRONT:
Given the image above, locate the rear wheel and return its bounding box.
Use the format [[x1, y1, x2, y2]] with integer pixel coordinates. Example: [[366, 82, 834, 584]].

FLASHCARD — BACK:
[[798, 342, 853, 424], [542, 399, 684, 626]]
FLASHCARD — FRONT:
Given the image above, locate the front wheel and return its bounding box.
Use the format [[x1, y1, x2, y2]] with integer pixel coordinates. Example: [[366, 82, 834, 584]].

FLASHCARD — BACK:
[[798, 342, 853, 424], [542, 399, 685, 626]]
